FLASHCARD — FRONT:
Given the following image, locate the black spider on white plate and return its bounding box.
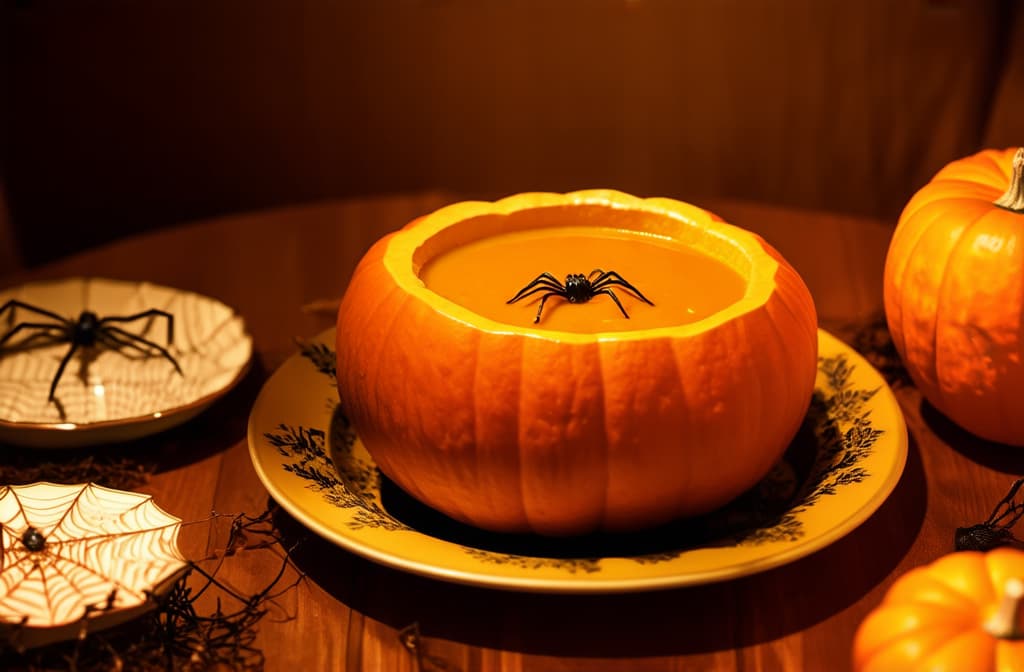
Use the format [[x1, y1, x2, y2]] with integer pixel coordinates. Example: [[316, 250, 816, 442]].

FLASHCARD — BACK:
[[0, 299, 183, 401]]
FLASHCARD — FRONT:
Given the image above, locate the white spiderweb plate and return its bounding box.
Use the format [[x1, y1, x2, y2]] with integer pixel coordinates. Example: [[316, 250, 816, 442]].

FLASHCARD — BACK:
[[0, 277, 252, 447], [0, 482, 186, 639]]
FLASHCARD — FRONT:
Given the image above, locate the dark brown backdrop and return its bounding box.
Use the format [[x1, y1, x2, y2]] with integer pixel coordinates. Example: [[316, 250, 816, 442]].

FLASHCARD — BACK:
[[3, 0, 1024, 267]]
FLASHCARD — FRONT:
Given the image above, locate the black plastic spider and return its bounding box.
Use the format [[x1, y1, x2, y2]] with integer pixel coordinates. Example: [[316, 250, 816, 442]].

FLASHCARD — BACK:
[[0, 299, 183, 401], [507, 268, 654, 324], [955, 478, 1024, 551], [21, 526, 46, 552]]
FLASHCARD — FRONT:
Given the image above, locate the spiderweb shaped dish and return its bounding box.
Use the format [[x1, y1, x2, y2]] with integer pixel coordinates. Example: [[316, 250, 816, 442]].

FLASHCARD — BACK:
[[0, 277, 252, 448], [0, 482, 186, 648]]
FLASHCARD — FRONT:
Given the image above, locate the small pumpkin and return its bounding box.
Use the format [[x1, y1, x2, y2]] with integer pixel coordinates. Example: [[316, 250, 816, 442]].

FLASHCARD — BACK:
[[335, 191, 818, 535], [884, 147, 1024, 445], [853, 548, 1024, 671]]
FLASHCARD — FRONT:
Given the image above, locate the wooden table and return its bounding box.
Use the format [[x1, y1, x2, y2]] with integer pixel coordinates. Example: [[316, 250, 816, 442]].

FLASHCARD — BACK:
[[1, 192, 1018, 671]]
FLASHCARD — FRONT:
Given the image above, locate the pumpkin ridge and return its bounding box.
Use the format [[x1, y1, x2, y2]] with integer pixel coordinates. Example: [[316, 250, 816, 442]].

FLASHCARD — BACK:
[[737, 319, 765, 469], [932, 553, 999, 606], [883, 225, 916, 374], [369, 284, 409, 431], [932, 207, 1007, 426], [468, 325, 482, 520], [594, 340, 611, 530], [983, 552, 1003, 610], [573, 342, 608, 530], [976, 213, 1024, 439], [415, 305, 482, 525], [918, 629, 996, 671], [376, 290, 444, 508], [760, 263, 817, 402], [983, 147, 1018, 185], [892, 199, 990, 394], [855, 607, 976, 670], [515, 334, 535, 534], [771, 265, 817, 358], [920, 179, 1005, 203], [897, 191, 997, 233], [886, 569, 983, 612], [647, 337, 697, 522], [759, 303, 796, 431], [754, 304, 801, 454], [338, 256, 408, 459], [662, 337, 693, 522], [728, 317, 790, 499], [476, 332, 528, 530]]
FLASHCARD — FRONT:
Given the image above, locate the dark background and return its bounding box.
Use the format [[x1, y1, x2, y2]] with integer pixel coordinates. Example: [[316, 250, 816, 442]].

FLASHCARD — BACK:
[[2, 0, 1023, 269]]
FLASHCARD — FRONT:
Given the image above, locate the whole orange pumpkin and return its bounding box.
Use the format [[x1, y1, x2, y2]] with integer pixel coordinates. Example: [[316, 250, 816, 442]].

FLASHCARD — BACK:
[[853, 548, 1024, 671], [335, 191, 818, 535], [884, 147, 1024, 445]]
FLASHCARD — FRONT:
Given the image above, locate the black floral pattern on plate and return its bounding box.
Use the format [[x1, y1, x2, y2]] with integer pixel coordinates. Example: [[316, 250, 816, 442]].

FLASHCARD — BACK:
[[264, 344, 883, 572]]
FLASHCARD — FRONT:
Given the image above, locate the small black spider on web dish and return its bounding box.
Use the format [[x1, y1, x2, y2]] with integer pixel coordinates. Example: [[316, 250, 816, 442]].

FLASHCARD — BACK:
[[0, 299, 184, 402], [507, 268, 654, 324]]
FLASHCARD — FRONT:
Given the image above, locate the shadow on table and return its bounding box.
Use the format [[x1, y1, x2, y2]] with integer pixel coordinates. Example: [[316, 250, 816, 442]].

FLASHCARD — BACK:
[[273, 433, 927, 658], [149, 356, 268, 472], [0, 355, 266, 488], [921, 398, 1024, 474]]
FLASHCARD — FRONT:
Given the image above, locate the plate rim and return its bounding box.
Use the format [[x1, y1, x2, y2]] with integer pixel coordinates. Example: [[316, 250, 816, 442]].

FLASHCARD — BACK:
[[0, 276, 253, 446], [247, 328, 908, 593]]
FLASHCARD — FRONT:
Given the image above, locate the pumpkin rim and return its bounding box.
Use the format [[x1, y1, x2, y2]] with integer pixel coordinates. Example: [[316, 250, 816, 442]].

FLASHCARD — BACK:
[[382, 189, 782, 344]]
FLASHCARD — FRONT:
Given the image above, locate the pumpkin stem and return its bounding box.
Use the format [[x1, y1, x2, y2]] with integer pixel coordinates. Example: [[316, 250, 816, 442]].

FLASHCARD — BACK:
[[994, 148, 1024, 213], [985, 578, 1024, 639]]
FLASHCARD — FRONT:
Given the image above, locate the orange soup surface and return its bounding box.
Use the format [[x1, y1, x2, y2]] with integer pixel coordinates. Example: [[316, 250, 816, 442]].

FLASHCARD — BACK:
[[419, 226, 747, 333]]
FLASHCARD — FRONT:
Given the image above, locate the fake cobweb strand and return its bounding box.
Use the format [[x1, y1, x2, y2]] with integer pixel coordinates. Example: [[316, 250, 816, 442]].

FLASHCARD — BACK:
[[1, 507, 303, 671], [0, 453, 153, 495]]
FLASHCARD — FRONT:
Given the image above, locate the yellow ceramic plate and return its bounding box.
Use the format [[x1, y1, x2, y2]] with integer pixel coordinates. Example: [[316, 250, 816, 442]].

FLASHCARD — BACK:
[[0, 277, 252, 449], [248, 328, 907, 593]]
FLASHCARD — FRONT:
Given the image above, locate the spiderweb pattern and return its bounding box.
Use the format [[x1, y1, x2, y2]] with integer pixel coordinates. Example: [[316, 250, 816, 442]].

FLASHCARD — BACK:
[[0, 482, 185, 628]]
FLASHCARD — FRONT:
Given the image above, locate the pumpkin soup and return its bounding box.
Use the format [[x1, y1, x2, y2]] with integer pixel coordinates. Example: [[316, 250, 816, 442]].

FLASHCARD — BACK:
[[419, 226, 746, 333]]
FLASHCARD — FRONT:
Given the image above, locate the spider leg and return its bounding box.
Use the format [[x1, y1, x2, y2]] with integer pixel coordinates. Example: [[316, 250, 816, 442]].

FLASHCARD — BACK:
[[533, 291, 565, 323], [1, 322, 69, 347], [598, 289, 631, 319], [988, 478, 1024, 527], [98, 308, 175, 344], [98, 327, 184, 375], [506, 283, 564, 304], [508, 275, 564, 303], [95, 329, 157, 355], [591, 273, 655, 306], [0, 300, 71, 326], [48, 342, 80, 401], [507, 275, 564, 304]]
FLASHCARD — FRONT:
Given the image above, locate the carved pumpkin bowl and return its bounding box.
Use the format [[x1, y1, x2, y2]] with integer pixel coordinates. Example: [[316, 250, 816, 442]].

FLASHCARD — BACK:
[[335, 191, 819, 536]]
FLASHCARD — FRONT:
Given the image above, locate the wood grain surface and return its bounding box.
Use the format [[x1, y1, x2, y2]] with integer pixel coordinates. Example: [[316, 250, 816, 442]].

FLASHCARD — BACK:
[[1, 192, 1019, 671]]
